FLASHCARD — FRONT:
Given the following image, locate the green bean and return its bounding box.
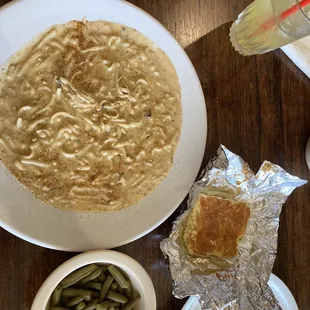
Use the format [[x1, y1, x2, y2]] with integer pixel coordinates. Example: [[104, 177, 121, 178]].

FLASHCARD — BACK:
[[90, 290, 99, 298], [62, 295, 70, 304], [99, 275, 114, 302], [106, 290, 128, 303], [110, 283, 118, 291], [117, 286, 123, 295], [81, 281, 102, 291], [62, 288, 91, 300], [121, 295, 141, 310], [123, 281, 132, 299], [65, 296, 84, 307], [98, 273, 106, 283], [51, 264, 139, 310], [98, 265, 107, 273], [95, 301, 120, 310], [81, 269, 102, 284], [51, 286, 62, 306], [107, 265, 129, 289], [61, 265, 98, 288], [83, 298, 98, 310], [75, 301, 86, 310]]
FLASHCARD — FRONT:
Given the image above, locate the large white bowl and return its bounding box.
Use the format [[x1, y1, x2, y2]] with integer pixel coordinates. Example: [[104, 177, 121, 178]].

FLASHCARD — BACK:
[[31, 250, 156, 310], [0, 0, 207, 251]]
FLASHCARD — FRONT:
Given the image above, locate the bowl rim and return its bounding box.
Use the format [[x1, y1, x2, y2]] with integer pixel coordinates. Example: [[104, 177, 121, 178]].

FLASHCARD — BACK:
[[31, 250, 156, 310]]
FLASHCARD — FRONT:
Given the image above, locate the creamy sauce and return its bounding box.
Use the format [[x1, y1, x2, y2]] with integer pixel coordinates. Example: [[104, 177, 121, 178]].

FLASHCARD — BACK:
[[0, 20, 182, 211]]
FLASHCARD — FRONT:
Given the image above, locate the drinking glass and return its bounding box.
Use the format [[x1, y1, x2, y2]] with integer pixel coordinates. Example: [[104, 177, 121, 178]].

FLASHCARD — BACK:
[[230, 0, 310, 55]]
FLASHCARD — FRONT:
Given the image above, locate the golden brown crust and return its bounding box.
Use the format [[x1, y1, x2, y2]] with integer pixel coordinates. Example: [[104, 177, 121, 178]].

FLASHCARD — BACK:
[[183, 195, 250, 258]]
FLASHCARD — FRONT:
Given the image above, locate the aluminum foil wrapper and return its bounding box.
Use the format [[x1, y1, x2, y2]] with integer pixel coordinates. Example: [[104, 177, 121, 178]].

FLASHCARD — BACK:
[[160, 145, 307, 310]]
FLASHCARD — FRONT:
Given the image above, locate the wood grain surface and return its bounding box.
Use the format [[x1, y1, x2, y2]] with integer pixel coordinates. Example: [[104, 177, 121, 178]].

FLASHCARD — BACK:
[[0, 0, 309, 309]]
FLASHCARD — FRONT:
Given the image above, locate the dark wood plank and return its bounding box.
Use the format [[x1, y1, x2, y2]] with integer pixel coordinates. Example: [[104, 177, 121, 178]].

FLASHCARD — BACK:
[[0, 0, 309, 309]]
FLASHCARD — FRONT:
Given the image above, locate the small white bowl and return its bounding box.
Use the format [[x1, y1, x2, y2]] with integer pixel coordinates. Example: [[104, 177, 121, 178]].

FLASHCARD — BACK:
[[31, 250, 156, 310]]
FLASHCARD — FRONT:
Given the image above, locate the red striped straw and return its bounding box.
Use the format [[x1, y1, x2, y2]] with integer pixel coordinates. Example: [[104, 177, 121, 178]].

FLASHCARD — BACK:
[[252, 0, 310, 36], [281, 0, 310, 20]]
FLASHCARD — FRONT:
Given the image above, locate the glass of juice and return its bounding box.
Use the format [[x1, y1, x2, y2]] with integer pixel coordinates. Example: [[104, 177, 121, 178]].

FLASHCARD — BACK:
[[230, 0, 310, 55]]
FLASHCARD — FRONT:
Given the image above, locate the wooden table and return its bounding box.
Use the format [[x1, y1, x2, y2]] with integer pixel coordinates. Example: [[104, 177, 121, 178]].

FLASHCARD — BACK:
[[0, 0, 309, 309]]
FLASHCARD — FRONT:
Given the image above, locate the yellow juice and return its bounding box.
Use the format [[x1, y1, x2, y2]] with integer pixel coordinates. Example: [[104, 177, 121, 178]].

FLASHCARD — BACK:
[[230, 0, 310, 55]]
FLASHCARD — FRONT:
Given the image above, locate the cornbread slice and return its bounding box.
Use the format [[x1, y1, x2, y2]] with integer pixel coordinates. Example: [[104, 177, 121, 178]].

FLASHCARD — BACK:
[[183, 195, 250, 258]]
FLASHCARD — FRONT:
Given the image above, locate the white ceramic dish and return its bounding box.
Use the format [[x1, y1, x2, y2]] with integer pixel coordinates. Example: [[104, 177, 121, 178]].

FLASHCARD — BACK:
[[0, 0, 207, 251], [31, 250, 156, 310], [182, 274, 298, 310]]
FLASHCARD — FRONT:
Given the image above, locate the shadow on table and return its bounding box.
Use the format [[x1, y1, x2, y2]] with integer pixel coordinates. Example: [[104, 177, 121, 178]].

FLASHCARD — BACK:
[[184, 21, 310, 175], [185, 22, 263, 172]]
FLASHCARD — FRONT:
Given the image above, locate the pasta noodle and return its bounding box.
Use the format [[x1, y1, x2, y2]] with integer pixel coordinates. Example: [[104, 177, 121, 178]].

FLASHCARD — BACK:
[[0, 20, 182, 211]]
